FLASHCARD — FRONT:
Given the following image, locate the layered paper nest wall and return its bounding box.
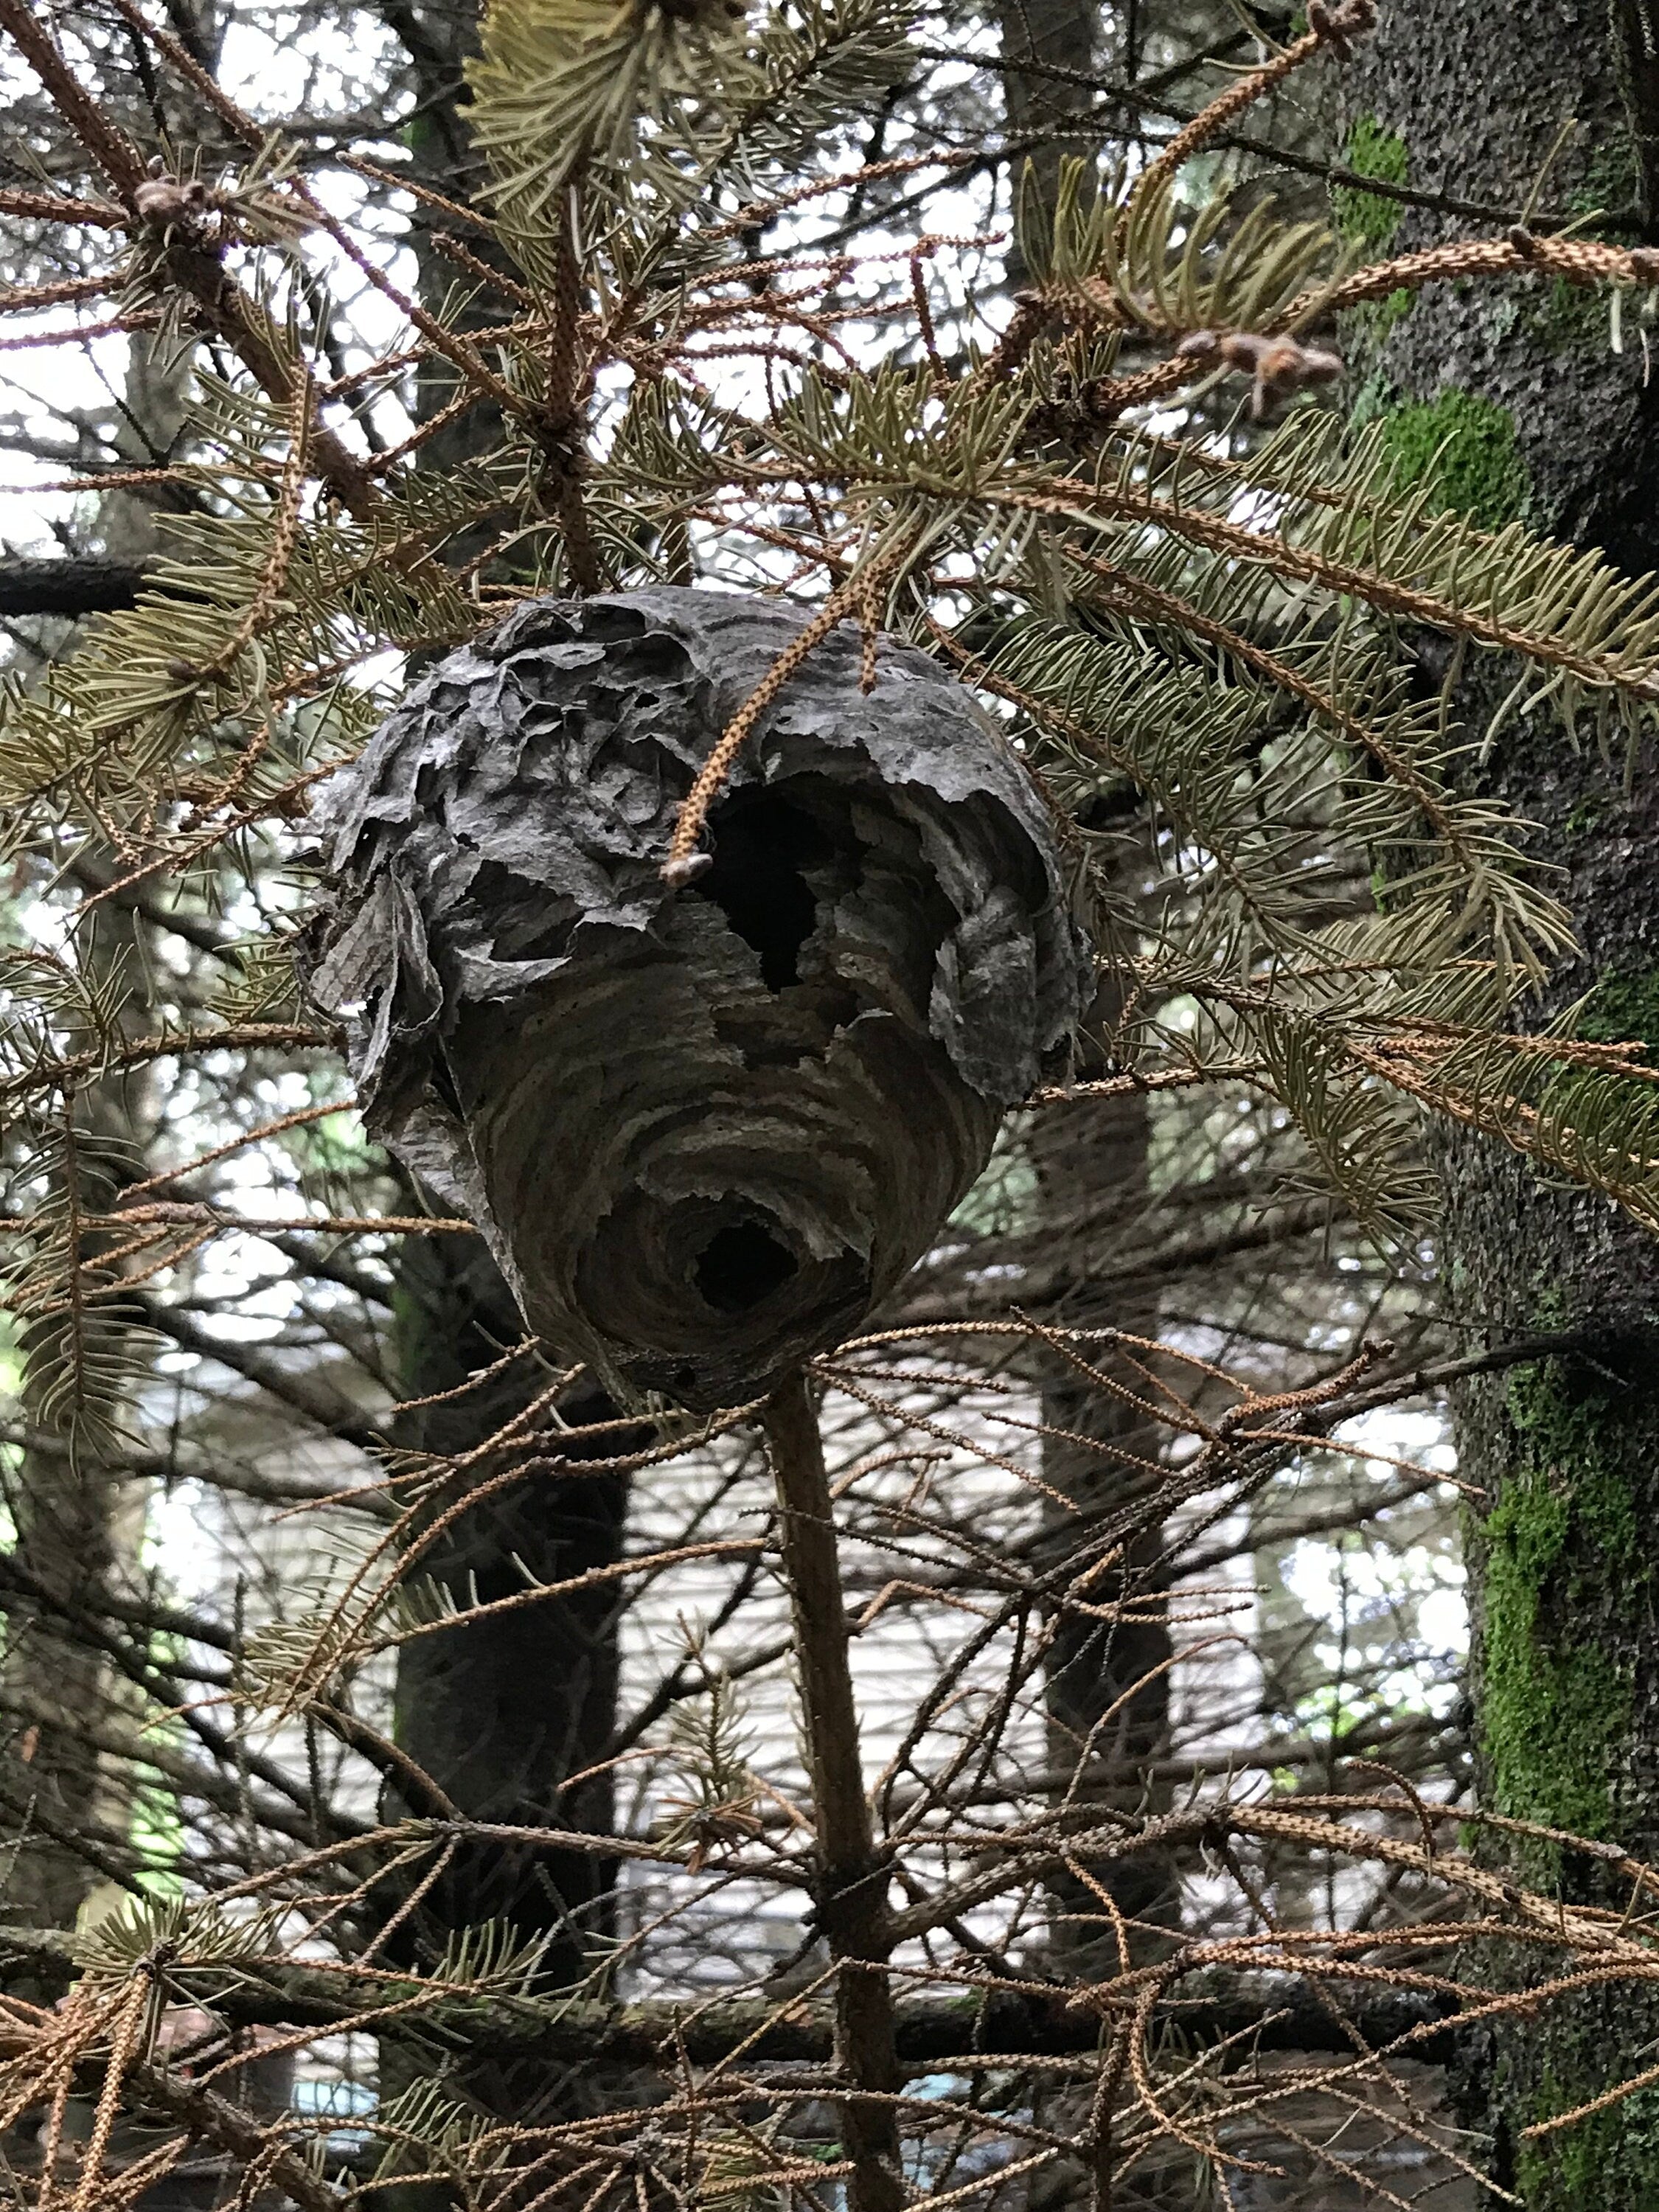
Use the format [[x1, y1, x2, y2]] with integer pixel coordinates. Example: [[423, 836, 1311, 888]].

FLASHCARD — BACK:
[[307, 588, 1089, 1408]]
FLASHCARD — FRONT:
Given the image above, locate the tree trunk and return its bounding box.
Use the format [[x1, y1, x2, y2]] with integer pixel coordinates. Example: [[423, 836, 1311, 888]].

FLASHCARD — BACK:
[[992, 0, 1178, 1986], [1, 313, 197, 1976], [385, 1230, 630, 2120], [1029, 1064, 1177, 1970], [1347, 7, 1659, 2200], [3, 930, 152, 1953], [995, 0, 1099, 285], [365, 0, 630, 2135]]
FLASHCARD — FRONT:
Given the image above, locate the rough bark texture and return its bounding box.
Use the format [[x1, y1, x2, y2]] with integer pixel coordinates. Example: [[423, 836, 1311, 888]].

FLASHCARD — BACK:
[[389, 0, 512, 502], [0, 558, 149, 616], [0, 255, 204, 1978], [311, 589, 1088, 1411], [1346, 7, 1659, 2200]]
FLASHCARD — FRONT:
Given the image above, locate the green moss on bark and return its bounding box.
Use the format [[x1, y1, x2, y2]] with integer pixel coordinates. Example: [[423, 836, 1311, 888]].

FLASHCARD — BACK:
[[1479, 1362, 1638, 1868], [1520, 272, 1609, 354], [1332, 115, 1409, 250], [1346, 290, 1414, 358], [1379, 389, 1528, 528], [1568, 131, 1641, 228], [1517, 2067, 1659, 2206], [1581, 964, 1659, 1049]]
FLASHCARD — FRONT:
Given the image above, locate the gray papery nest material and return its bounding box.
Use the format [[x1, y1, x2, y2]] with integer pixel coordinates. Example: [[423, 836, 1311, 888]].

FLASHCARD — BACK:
[[307, 589, 1089, 1408]]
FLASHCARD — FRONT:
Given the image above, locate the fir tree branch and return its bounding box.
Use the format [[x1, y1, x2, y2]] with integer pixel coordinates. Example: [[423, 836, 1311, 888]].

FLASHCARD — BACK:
[[0, 0, 380, 521], [0, 1925, 1464, 2067]]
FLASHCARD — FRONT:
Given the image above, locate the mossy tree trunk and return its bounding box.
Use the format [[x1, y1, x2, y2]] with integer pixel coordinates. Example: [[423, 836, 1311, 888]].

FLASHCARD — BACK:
[[1346, 7, 1659, 2201]]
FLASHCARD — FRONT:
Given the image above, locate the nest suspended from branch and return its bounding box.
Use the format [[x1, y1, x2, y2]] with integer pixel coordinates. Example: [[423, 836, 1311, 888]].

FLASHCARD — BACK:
[[308, 589, 1088, 1408]]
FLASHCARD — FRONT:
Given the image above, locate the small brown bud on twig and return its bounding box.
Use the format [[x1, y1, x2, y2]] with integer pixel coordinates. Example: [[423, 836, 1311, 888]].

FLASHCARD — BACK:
[[133, 175, 209, 231], [1176, 329, 1343, 419], [1506, 223, 1540, 259], [1307, 0, 1377, 57], [660, 851, 714, 888]]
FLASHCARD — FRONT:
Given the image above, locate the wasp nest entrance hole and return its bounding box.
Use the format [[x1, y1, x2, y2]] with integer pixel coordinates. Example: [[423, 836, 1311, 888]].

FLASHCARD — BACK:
[[694, 1217, 801, 1312], [693, 787, 831, 992]]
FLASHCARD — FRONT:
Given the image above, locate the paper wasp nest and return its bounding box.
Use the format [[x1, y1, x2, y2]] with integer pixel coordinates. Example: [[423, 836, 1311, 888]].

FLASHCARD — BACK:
[[308, 590, 1088, 1409]]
